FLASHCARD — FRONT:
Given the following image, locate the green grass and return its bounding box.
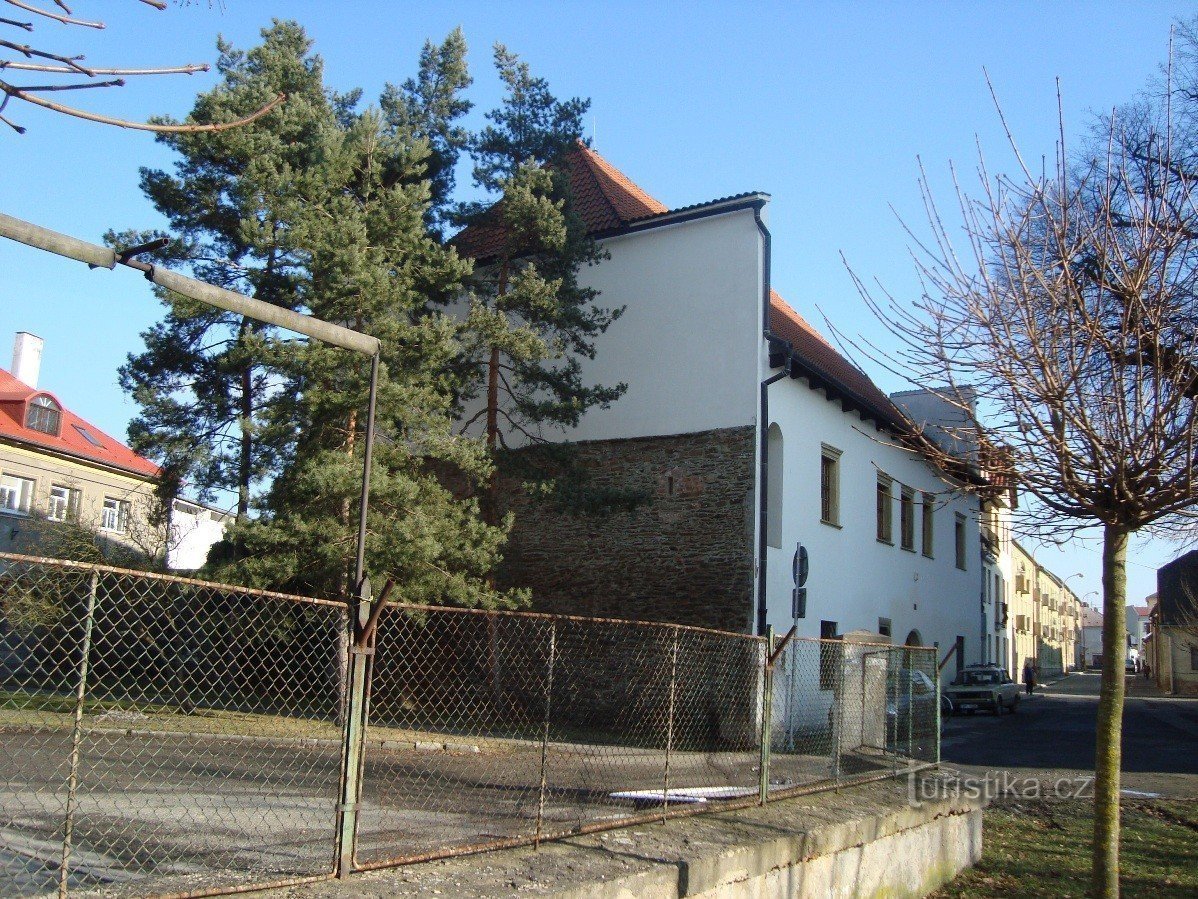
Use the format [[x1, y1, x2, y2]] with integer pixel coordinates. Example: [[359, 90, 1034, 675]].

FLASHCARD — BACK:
[[933, 800, 1198, 898]]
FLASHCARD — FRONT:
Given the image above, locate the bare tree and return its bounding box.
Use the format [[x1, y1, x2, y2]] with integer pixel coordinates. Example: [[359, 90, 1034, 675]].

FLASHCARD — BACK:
[[0, 0, 281, 133], [849, 73, 1198, 897]]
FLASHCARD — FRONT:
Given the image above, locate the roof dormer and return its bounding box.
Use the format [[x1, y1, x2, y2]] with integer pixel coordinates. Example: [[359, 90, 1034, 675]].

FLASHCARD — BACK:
[[25, 393, 61, 436]]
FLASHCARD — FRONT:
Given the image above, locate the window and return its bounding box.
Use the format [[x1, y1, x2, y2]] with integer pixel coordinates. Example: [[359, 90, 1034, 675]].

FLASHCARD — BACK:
[[72, 424, 104, 448], [819, 620, 841, 691], [876, 475, 893, 544], [820, 445, 841, 526], [954, 513, 967, 570], [101, 497, 130, 533], [25, 395, 61, 435], [766, 424, 783, 548], [1191, 646, 1198, 672], [955, 635, 966, 676], [900, 486, 915, 551], [47, 485, 81, 522], [921, 493, 934, 557], [878, 617, 892, 640], [0, 474, 34, 514]]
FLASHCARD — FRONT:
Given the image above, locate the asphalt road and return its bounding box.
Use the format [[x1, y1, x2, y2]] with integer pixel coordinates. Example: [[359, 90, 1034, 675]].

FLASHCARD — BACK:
[[939, 671, 1198, 799]]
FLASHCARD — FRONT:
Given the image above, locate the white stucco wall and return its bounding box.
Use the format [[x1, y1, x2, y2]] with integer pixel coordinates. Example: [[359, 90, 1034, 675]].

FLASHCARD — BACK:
[[763, 376, 981, 670], [166, 501, 228, 571], [459, 207, 764, 445]]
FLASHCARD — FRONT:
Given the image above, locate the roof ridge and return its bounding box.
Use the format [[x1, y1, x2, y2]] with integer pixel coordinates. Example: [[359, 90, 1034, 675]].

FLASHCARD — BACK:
[[573, 141, 668, 217]]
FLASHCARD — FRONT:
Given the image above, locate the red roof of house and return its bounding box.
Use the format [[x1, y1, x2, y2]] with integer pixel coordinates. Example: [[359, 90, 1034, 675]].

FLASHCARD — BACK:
[[767, 290, 904, 429], [452, 142, 669, 260], [0, 367, 159, 479], [1132, 605, 1151, 617]]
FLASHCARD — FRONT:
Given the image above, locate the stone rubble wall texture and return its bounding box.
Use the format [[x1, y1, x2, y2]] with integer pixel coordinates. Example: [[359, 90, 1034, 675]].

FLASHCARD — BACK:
[[497, 426, 758, 634]]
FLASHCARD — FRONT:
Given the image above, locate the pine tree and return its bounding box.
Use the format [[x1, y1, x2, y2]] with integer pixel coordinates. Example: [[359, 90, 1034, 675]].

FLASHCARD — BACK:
[[217, 109, 521, 608], [380, 27, 473, 230], [455, 46, 627, 519], [111, 22, 342, 519]]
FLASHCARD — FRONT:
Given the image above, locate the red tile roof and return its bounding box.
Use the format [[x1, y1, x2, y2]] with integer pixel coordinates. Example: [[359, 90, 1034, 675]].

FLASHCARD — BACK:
[[0, 367, 159, 479], [452, 141, 669, 260], [767, 290, 904, 429]]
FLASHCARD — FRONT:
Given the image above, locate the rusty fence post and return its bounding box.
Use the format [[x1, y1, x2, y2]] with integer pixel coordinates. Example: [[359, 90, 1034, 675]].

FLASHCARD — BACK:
[[335, 578, 373, 877], [535, 619, 557, 847], [759, 627, 774, 805], [59, 571, 99, 898], [663, 626, 679, 820]]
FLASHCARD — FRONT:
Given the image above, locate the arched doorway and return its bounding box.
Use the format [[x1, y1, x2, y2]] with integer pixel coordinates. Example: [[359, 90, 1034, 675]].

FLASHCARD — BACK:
[[904, 629, 923, 647]]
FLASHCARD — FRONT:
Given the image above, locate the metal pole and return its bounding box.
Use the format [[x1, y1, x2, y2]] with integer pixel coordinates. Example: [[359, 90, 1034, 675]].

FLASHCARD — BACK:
[[354, 354, 380, 588], [335, 577, 372, 878], [933, 650, 942, 768], [906, 649, 914, 765], [59, 572, 99, 898], [535, 620, 557, 847], [833, 644, 843, 788], [759, 627, 774, 805], [663, 627, 679, 819]]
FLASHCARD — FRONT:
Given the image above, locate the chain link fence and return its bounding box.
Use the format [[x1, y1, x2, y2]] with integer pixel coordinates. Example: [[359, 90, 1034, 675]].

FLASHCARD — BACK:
[[0, 553, 938, 896]]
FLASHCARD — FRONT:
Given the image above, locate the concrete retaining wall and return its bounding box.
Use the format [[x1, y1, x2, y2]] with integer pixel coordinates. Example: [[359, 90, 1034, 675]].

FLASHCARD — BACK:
[[264, 777, 983, 899]]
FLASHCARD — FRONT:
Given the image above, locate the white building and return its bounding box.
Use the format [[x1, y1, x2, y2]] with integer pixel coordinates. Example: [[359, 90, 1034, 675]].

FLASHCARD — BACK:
[[456, 144, 986, 674]]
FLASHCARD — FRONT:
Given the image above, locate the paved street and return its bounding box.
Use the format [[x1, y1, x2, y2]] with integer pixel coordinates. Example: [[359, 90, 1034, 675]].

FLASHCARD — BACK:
[[940, 671, 1198, 798]]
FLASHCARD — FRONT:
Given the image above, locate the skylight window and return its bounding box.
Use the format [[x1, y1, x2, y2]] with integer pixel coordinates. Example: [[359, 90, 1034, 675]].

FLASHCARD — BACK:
[[72, 424, 104, 448]]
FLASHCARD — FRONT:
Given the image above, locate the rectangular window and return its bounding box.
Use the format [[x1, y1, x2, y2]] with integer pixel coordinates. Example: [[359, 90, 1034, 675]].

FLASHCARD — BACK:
[[878, 617, 892, 640], [900, 486, 915, 551], [1191, 646, 1198, 672], [0, 474, 35, 514], [819, 620, 841, 691], [820, 445, 841, 526], [921, 493, 934, 557], [954, 513, 967, 570], [101, 497, 130, 533], [47, 485, 81, 522], [876, 475, 893, 544]]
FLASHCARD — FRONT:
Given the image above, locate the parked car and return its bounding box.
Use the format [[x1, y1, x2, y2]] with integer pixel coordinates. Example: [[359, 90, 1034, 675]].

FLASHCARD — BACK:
[[943, 664, 1020, 715], [885, 668, 944, 756]]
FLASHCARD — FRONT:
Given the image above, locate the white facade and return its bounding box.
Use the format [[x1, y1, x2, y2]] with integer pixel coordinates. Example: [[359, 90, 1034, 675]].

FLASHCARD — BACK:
[[762, 374, 981, 659], [458, 202, 764, 446], [166, 499, 229, 571], [463, 171, 986, 677]]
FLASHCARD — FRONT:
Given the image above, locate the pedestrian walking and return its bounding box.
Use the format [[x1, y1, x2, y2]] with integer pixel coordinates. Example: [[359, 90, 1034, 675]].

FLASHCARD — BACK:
[[1023, 660, 1036, 696]]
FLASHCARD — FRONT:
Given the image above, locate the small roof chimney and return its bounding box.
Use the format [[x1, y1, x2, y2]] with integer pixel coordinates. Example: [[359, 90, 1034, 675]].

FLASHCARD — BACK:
[[12, 332, 43, 389]]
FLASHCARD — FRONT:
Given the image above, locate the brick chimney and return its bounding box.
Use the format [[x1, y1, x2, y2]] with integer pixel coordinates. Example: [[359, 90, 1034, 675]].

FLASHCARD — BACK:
[[11, 331, 43, 388]]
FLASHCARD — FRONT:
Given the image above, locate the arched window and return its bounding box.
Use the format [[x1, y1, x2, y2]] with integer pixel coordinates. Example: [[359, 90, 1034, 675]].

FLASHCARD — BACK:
[[26, 394, 61, 436], [904, 629, 923, 647], [766, 424, 783, 548]]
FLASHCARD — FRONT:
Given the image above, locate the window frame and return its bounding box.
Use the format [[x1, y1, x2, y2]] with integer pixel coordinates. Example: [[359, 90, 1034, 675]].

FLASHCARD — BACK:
[[0, 473, 35, 515], [820, 444, 842, 527], [954, 512, 968, 570], [100, 496, 130, 534], [47, 484, 81, 522], [25, 395, 62, 436], [876, 474, 893, 545], [899, 485, 915, 551], [921, 492, 934, 558]]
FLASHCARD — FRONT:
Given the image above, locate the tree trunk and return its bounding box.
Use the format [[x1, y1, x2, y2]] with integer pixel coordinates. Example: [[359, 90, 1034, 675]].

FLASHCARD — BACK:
[[482, 259, 509, 528], [1092, 524, 1128, 898]]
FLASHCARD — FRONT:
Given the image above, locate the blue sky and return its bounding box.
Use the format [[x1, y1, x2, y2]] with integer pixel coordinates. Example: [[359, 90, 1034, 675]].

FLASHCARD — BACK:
[[1, 1, 1193, 605]]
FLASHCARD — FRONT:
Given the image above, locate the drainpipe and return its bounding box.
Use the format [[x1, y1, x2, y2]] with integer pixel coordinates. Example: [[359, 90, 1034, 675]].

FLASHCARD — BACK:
[[754, 202, 778, 637]]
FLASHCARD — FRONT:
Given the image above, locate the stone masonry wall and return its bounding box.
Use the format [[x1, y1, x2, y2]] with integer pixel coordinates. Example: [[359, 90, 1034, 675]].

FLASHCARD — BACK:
[[497, 426, 757, 634]]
